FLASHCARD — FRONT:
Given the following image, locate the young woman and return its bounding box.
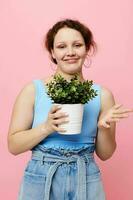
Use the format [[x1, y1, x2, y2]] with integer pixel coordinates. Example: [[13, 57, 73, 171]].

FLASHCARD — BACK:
[[8, 19, 133, 200]]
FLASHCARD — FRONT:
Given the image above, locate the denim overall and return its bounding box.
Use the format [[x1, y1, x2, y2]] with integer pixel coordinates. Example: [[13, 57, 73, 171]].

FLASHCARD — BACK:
[[18, 79, 106, 200]]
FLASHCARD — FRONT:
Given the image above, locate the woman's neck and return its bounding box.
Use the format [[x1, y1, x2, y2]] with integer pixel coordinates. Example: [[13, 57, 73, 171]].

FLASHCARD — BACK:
[[54, 70, 85, 82]]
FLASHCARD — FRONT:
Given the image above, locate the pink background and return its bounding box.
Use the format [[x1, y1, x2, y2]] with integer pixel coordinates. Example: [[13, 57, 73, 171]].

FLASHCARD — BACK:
[[0, 0, 133, 199]]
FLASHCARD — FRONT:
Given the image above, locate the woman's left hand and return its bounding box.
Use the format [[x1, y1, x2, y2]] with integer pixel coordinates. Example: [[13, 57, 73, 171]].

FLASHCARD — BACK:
[[97, 104, 133, 129]]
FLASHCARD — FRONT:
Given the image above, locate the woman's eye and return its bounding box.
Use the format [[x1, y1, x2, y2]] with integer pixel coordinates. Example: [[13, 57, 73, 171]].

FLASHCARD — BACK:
[[58, 46, 65, 48], [75, 44, 82, 47], [57, 44, 83, 48]]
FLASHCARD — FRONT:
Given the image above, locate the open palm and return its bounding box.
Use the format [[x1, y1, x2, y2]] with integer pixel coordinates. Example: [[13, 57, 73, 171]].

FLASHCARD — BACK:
[[98, 104, 133, 128]]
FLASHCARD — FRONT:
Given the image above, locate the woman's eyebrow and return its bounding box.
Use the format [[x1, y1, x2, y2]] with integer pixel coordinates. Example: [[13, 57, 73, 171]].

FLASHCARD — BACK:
[[56, 40, 83, 44]]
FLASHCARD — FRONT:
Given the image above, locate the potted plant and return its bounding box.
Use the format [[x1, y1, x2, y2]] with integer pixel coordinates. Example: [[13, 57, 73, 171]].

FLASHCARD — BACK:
[[45, 74, 98, 134]]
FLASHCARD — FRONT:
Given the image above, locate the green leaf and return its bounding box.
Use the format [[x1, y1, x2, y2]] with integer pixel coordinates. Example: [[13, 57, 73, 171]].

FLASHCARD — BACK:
[[45, 74, 98, 104]]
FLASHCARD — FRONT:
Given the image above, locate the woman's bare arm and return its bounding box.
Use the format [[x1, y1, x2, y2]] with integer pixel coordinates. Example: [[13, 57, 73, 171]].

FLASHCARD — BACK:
[[95, 87, 117, 161], [7, 83, 50, 155]]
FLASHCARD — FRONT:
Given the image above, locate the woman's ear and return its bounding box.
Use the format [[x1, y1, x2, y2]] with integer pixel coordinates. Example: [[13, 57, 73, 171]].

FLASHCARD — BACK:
[[51, 49, 56, 59]]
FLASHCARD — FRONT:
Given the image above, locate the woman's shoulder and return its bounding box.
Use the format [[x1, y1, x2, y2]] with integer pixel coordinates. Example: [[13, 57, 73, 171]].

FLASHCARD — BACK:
[[97, 84, 115, 111], [16, 81, 35, 106], [15, 77, 51, 108], [21, 76, 51, 97], [24, 76, 52, 89], [93, 82, 113, 96], [40, 76, 54, 84], [26, 76, 54, 95], [93, 82, 114, 104], [100, 85, 114, 98]]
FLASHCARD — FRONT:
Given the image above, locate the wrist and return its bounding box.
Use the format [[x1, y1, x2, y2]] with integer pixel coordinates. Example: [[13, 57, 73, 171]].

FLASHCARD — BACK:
[[97, 122, 111, 130], [39, 123, 52, 136]]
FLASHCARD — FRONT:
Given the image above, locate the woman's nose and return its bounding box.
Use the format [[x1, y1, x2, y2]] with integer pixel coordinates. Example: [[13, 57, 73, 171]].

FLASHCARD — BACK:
[[66, 47, 76, 56]]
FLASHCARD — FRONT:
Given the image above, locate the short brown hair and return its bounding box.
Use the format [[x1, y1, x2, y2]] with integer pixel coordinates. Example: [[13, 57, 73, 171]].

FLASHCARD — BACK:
[[44, 18, 97, 64]]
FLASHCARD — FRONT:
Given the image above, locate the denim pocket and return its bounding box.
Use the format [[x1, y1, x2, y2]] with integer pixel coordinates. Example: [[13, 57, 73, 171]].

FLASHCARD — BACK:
[[85, 159, 105, 199], [86, 158, 101, 182], [19, 172, 46, 200], [24, 159, 48, 183], [24, 171, 46, 184], [18, 160, 47, 200]]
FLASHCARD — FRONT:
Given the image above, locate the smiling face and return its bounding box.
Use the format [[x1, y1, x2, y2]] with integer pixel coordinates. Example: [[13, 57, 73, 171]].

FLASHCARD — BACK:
[[51, 27, 88, 76]]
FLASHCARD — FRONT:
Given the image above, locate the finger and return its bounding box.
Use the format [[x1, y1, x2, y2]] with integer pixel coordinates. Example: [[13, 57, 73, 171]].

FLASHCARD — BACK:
[[101, 121, 110, 128], [52, 124, 67, 132], [113, 108, 133, 114], [125, 108, 133, 113], [110, 118, 120, 122], [113, 104, 123, 109], [112, 114, 129, 118], [53, 118, 69, 125], [109, 117, 128, 122], [106, 118, 119, 123], [108, 118, 120, 122], [58, 128, 67, 132], [52, 112, 69, 119], [50, 105, 62, 114]]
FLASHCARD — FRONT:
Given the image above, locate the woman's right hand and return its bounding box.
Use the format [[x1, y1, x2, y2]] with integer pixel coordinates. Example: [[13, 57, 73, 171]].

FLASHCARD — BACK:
[[44, 105, 69, 134]]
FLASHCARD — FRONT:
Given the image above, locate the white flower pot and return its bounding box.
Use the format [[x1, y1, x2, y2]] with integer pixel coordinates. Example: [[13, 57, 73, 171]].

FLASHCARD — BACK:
[[54, 103, 84, 135]]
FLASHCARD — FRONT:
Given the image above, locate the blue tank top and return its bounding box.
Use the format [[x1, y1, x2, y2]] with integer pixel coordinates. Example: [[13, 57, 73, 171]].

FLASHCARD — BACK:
[[31, 79, 101, 152]]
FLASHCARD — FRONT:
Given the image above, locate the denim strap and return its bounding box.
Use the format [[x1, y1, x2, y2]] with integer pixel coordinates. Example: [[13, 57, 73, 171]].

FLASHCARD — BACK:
[[32, 151, 93, 200]]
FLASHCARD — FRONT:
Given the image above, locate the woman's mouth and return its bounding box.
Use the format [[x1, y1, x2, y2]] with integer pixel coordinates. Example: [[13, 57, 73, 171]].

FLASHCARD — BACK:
[[65, 59, 78, 64]]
